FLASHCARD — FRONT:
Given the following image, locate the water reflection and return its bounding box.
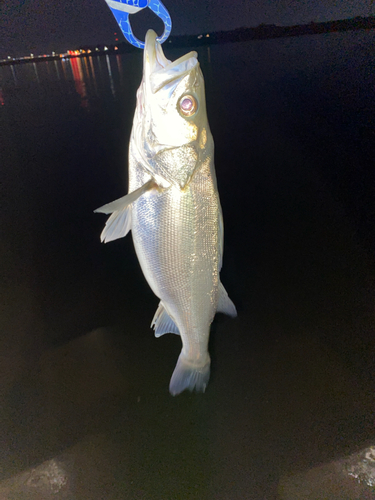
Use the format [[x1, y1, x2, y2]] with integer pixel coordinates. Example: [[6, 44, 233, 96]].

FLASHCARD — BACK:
[[70, 57, 89, 108], [116, 55, 123, 86], [106, 54, 116, 97], [10, 65, 17, 85], [82, 57, 90, 82], [32, 62, 39, 83], [0, 54, 126, 108], [96, 55, 104, 79], [53, 59, 60, 80], [88, 57, 98, 96]]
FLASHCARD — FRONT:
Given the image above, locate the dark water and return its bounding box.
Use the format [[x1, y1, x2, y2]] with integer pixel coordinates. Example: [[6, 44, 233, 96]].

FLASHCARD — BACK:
[[1, 32, 375, 499]]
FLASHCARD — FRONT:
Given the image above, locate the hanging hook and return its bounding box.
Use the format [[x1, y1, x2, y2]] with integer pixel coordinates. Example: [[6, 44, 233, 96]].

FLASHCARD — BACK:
[[104, 0, 172, 49]]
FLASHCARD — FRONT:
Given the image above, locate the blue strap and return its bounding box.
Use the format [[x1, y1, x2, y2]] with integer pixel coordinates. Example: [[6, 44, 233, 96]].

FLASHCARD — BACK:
[[104, 0, 172, 49]]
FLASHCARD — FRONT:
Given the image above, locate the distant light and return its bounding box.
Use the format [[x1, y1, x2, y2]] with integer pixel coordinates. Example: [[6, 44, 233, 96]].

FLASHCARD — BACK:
[[197, 35, 203, 39], [115, 38, 118, 41], [30, 53, 34, 57], [87, 49, 91, 53], [96, 48, 99, 51], [104, 46, 108, 51], [114, 46, 118, 50], [52, 51, 55, 56], [206, 34, 210, 37], [7, 56, 11, 59]]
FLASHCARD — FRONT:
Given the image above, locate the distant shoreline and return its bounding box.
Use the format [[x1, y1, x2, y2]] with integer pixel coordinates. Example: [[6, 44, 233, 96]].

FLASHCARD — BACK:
[[171, 15, 375, 47], [1, 16, 374, 67]]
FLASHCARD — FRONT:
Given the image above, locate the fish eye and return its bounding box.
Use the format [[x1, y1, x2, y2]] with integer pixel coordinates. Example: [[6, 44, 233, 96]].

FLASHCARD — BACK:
[[179, 95, 198, 117]]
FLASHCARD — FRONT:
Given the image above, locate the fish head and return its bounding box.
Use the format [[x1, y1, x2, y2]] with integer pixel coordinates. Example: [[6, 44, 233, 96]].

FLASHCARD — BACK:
[[134, 29, 212, 189]]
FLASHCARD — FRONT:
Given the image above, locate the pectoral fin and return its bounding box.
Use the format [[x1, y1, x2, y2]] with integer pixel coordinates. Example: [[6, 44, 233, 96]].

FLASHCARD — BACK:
[[151, 302, 180, 337], [217, 282, 237, 318], [94, 180, 155, 243]]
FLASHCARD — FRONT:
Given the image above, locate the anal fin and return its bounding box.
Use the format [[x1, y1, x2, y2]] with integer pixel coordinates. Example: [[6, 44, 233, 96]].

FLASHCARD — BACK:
[[151, 302, 180, 338]]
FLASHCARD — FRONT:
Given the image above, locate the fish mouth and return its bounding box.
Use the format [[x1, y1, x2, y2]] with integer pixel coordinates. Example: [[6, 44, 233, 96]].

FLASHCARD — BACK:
[[144, 29, 198, 93]]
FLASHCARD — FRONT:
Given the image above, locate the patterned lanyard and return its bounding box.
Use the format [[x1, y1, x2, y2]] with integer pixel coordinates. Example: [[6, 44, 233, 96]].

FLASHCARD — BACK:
[[104, 0, 172, 48]]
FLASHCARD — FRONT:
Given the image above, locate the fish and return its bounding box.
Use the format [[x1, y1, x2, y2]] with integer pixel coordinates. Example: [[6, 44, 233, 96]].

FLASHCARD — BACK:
[[95, 29, 236, 395]]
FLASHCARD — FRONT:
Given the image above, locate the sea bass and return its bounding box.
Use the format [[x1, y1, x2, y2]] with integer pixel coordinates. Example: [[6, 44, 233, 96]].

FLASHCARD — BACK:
[[95, 30, 236, 395]]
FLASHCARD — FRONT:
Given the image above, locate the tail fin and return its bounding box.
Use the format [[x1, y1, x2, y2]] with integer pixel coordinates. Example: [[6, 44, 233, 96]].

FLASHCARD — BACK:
[[169, 353, 210, 396]]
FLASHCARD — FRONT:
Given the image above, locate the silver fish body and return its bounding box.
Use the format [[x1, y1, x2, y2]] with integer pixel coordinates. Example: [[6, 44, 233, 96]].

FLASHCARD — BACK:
[[95, 30, 236, 395]]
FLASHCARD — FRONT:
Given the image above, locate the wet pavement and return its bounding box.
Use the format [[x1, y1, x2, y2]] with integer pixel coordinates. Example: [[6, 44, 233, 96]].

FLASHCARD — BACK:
[[1, 31, 375, 499], [1, 322, 374, 499]]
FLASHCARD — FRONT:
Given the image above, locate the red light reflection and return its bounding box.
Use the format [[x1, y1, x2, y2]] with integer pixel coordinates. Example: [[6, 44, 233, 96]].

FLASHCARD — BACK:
[[70, 57, 89, 108]]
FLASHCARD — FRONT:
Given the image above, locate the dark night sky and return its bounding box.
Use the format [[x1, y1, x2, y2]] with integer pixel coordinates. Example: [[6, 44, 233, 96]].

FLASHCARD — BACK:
[[1, 0, 372, 58]]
